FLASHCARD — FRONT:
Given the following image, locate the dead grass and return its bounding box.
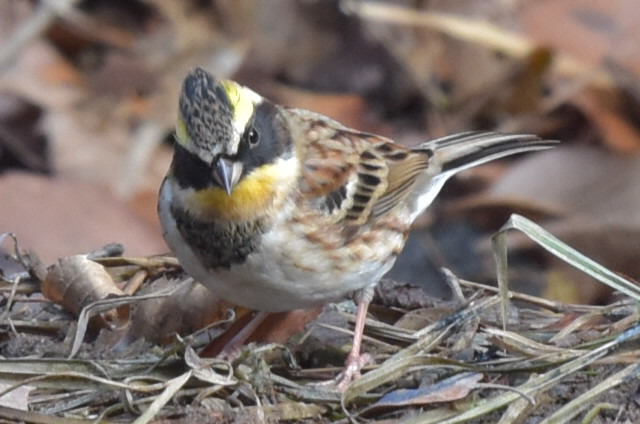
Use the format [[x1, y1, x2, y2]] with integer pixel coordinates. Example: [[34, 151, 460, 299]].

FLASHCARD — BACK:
[[0, 228, 638, 423]]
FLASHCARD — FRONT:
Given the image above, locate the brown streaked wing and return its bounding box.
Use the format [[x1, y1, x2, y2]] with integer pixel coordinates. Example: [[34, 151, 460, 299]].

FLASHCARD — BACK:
[[370, 141, 431, 218], [299, 127, 360, 216], [300, 128, 431, 225], [301, 155, 356, 197], [344, 143, 389, 225]]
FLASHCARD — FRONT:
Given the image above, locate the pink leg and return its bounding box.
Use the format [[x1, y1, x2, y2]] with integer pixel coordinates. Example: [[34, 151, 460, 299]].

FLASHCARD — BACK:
[[335, 298, 371, 390], [332, 287, 374, 391]]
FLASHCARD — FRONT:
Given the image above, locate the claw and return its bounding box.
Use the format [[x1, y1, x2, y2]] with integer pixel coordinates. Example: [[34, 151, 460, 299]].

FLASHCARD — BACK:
[[334, 352, 372, 391]]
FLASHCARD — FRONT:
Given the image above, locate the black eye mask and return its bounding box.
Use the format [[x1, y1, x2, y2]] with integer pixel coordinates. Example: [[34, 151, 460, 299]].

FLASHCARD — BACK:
[[172, 100, 293, 191], [234, 101, 293, 177], [172, 141, 213, 191]]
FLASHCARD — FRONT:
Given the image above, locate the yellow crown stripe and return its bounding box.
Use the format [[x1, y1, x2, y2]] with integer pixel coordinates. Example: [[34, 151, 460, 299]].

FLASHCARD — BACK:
[[220, 80, 261, 134], [175, 116, 188, 145]]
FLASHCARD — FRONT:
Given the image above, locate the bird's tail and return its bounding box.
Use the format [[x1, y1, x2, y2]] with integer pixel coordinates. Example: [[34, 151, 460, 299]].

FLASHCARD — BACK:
[[407, 131, 557, 221], [419, 131, 557, 174]]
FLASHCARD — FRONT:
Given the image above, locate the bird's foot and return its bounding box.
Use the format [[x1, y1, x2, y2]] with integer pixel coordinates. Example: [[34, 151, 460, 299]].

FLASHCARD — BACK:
[[314, 351, 372, 392]]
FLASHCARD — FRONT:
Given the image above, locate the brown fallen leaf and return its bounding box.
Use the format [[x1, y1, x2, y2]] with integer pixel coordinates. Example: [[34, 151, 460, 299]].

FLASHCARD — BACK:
[[445, 196, 566, 231], [488, 146, 640, 228], [198, 307, 323, 358], [572, 86, 640, 154], [249, 308, 323, 345], [536, 221, 640, 304], [42, 254, 127, 326], [521, 0, 612, 69], [269, 84, 376, 134], [0, 171, 167, 264], [446, 145, 640, 304], [122, 277, 236, 346], [521, 0, 640, 79]]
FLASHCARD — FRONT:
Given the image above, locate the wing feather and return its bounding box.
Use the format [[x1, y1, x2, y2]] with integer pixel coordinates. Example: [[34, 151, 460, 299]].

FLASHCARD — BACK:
[[299, 126, 431, 225], [292, 109, 556, 228]]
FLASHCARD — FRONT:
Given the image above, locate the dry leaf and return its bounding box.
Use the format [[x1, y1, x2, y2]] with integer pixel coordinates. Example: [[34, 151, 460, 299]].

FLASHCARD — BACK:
[[270, 84, 373, 133], [123, 277, 236, 346], [489, 146, 640, 228], [42, 254, 127, 325], [521, 0, 640, 75], [248, 308, 322, 344], [0, 172, 167, 263], [572, 86, 640, 153], [540, 222, 640, 304], [467, 147, 640, 303], [367, 372, 483, 412]]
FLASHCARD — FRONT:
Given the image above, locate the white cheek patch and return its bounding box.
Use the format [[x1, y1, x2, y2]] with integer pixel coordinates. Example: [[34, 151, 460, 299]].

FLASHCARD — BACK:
[[228, 129, 242, 155]]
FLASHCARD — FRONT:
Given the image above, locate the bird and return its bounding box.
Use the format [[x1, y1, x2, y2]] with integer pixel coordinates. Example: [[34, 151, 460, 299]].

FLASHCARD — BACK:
[[158, 67, 556, 390]]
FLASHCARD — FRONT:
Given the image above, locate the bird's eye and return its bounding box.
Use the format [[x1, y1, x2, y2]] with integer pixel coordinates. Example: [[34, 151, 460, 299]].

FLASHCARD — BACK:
[[247, 127, 260, 147]]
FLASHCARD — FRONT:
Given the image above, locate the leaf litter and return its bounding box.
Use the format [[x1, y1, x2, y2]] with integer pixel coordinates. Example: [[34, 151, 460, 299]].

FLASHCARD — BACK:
[[3, 0, 640, 422], [0, 218, 638, 423]]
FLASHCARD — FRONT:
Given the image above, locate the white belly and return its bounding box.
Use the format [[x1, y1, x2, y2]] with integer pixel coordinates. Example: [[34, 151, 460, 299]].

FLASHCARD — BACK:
[[158, 181, 402, 311]]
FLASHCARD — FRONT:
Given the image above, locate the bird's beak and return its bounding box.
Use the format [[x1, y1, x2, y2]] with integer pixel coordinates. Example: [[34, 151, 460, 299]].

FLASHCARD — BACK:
[[212, 157, 243, 195]]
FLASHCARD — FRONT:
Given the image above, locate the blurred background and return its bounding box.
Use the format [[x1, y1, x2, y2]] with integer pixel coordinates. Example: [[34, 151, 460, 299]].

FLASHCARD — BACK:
[[2, 0, 640, 305]]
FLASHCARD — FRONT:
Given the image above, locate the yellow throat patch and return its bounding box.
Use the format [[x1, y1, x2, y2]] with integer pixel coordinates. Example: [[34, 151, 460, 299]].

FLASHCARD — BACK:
[[184, 163, 281, 222]]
